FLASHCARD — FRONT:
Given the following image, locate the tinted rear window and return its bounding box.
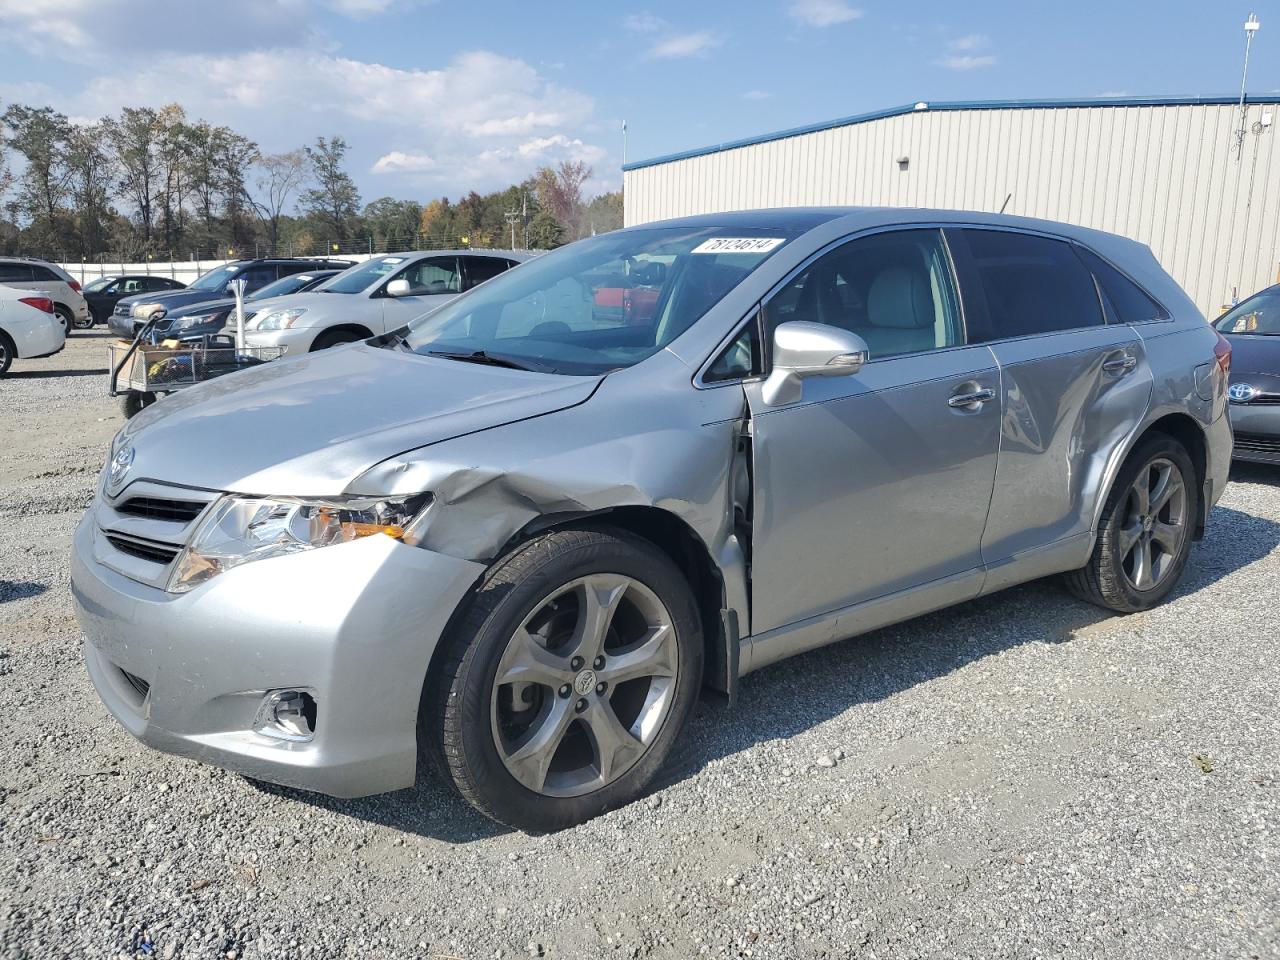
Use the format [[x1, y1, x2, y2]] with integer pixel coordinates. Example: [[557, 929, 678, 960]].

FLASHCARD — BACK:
[[958, 230, 1104, 341], [1076, 247, 1168, 324], [0, 262, 34, 282]]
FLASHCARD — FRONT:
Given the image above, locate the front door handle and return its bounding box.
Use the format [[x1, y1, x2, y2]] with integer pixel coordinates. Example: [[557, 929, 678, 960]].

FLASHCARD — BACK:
[[1103, 354, 1138, 375], [947, 387, 997, 408]]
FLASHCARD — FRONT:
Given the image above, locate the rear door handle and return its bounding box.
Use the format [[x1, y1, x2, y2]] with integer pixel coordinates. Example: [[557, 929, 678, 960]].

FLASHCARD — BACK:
[[947, 387, 997, 408], [1103, 354, 1138, 374]]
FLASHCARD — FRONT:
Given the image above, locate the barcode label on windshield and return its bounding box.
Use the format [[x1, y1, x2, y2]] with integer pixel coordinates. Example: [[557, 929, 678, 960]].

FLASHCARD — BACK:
[[692, 237, 785, 255]]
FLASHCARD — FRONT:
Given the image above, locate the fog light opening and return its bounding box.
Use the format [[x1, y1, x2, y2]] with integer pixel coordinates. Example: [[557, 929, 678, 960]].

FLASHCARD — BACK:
[[254, 689, 318, 742]]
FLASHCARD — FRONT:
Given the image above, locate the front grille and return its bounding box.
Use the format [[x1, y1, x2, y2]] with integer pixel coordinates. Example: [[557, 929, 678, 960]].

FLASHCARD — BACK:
[[1250, 395, 1280, 406], [104, 533, 181, 566], [116, 496, 207, 524], [1235, 432, 1280, 454]]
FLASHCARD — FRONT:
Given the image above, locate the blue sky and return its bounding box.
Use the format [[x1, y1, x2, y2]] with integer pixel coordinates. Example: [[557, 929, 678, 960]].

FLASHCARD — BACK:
[[2, 0, 1278, 203]]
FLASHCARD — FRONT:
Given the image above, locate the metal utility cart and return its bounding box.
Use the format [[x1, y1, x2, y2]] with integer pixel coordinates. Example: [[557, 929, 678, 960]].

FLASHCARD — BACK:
[[109, 314, 286, 418]]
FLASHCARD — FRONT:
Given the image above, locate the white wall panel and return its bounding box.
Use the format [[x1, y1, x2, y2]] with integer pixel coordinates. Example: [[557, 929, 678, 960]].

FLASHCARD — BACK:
[[625, 102, 1280, 315]]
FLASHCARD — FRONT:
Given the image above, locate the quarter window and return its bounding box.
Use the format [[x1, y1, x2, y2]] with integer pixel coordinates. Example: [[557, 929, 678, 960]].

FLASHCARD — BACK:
[[1075, 247, 1169, 324], [0, 263, 34, 282], [957, 230, 1104, 341], [763, 229, 963, 361], [704, 318, 762, 382]]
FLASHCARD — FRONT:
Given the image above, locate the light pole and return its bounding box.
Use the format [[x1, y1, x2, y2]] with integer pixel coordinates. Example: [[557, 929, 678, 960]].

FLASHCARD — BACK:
[[1236, 12, 1261, 161]]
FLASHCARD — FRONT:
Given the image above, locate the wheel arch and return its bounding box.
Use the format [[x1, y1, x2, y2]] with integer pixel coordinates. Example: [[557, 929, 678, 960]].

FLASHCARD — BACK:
[[1095, 411, 1210, 540], [310, 323, 374, 350], [420, 505, 739, 715]]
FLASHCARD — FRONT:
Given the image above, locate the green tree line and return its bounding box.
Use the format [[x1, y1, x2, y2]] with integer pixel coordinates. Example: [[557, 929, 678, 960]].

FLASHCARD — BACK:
[[0, 101, 622, 261]]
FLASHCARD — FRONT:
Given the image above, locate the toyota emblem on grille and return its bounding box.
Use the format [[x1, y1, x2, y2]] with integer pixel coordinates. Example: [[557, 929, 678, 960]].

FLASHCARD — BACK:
[[108, 445, 135, 489], [1228, 382, 1258, 403]]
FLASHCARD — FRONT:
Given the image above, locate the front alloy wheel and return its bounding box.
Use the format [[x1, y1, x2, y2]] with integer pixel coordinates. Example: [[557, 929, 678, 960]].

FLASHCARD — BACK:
[[492, 573, 679, 797], [426, 526, 702, 832]]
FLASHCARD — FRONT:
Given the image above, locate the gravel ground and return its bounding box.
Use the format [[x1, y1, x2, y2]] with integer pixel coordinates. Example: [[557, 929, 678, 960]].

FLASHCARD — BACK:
[[1, 331, 1278, 960]]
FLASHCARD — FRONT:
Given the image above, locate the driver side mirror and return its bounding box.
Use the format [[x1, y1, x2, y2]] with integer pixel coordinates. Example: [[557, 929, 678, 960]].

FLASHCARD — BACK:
[[762, 321, 868, 406], [385, 278, 413, 298]]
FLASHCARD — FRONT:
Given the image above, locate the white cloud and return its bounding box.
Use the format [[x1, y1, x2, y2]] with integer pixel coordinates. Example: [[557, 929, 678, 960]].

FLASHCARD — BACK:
[[372, 150, 435, 173], [788, 0, 863, 28], [948, 33, 988, 51], [647, 31, 720, 59], [742, 89, 771, 100], [623, 12, 666, 33], [937, 54, 996, 70]]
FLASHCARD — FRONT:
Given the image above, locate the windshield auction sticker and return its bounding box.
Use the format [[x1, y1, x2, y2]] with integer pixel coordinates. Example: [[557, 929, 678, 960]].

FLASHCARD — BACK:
[[692, 237, 786, 254]]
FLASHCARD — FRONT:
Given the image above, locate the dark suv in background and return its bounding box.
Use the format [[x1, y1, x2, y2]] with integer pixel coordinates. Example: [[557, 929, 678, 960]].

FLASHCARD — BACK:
[[145, 269, 344, 343], [107, 258, 353, 339], [84, 275, 186, 326]]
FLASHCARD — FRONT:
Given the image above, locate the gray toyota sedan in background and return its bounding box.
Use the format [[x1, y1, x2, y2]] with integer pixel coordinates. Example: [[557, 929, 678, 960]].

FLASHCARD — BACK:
[[72, 208, 1232, 831], [1214, 282, 1280, 463]]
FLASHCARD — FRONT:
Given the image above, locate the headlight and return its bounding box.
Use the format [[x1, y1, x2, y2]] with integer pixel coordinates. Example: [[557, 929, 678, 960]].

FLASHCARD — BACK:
[[131, 303, 166, 320], [168, 493, 432, 594], [254, 307, 308, 331], [168, 311, 224, 332]]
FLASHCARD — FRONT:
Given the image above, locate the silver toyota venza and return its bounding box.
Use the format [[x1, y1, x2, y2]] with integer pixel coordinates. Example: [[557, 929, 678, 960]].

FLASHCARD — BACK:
[[73, 208, 1234, 831]]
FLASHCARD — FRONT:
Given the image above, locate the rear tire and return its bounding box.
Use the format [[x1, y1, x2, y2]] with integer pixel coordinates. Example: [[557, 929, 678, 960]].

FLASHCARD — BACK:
[[1064, 433, 1198, 613], [423, 526, 703, 832], [55, 305, 73, 335], [310, 329, 364, 351], [0, 331, 14, 375]]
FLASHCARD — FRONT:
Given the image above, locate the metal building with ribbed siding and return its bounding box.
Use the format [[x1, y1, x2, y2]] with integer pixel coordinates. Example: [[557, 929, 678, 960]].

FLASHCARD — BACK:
[[622, 96, 1280, 316]]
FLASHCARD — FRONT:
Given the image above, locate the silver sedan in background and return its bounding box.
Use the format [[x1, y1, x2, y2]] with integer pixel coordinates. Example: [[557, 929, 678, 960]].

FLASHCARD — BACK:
[[72, 208, 1231, 831], [243, 249, 532, 353]]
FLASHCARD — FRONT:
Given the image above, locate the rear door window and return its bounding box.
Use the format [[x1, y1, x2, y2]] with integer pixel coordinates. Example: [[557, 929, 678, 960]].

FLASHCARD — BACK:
[[397, 257, 461, 295], [0, 262, 35, 283], [1075, 247, 1169, 324], [464, 256, 513, 289], [954, 229, 1104, 341]]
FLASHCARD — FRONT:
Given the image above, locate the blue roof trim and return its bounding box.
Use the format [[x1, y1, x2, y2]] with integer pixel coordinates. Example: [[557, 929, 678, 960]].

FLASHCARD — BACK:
[[622, 94, 1280, 171]]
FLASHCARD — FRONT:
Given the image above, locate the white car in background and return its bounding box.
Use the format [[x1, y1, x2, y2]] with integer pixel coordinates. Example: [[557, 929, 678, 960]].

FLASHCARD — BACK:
[[0, 284, 67, 374], [243, 250, 532, 353], [0, 257, 90, 333]]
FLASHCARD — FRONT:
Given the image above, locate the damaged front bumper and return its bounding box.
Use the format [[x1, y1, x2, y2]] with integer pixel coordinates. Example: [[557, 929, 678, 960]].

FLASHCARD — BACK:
[[70, 512, 483, 797]]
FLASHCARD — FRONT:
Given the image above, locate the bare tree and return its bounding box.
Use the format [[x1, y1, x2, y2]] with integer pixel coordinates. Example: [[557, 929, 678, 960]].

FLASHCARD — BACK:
[[535, 160, 592, 240], [104, 106, 162, 247], [66, 123, 114, 257], [248, 150, 307, 251]]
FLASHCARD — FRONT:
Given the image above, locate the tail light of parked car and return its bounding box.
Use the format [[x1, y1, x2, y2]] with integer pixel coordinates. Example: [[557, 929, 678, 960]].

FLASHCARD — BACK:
[[1213, 329, 1232, 376], [19, 296, 54, 314], [68, 278, 82, 293]]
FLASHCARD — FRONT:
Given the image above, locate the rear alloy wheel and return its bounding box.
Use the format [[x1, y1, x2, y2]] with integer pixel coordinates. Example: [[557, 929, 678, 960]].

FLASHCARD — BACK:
[[1064, 433, 1197, 613], [426, 527, 702, 832], [54, 305, 73, 335], [71, 311, 94, 330]]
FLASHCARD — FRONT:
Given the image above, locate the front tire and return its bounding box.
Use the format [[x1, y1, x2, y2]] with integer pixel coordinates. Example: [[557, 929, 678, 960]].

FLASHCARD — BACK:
[[1064, 433, 1198, 613], [310, 329, 363, 351], [72, 311, 94, 330], [0, 331, 14, 375], [424, 526, 703, 832]]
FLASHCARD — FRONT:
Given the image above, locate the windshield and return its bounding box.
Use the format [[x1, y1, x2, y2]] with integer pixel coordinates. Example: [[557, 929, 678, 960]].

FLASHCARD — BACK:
[[187, 263, 242, 292], [395, 227, 795, 375], [317, 256, 406, 294], [84, 276, 117, 292], [1215, 286, 1280, 335], [249, 273, 319, 301]]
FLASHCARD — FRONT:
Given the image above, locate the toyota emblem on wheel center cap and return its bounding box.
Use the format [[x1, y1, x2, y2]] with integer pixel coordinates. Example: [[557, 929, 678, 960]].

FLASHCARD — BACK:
[[574, 670, 597, 696], [107, 445, 134, 490]]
